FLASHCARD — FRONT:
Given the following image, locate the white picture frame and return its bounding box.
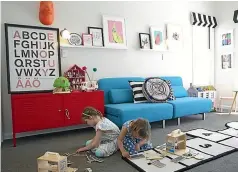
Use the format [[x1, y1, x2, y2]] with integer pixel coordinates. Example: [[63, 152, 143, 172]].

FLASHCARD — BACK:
[[102, 15, 127, 49], [166, 23, 183, 51], [221, 52, 234, 70], [219, 29, 234, 50], [149, 26, 166, 51]]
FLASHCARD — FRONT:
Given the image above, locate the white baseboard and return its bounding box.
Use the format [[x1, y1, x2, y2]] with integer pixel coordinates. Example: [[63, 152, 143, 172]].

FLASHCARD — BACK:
[[3, 124, 90, 140]]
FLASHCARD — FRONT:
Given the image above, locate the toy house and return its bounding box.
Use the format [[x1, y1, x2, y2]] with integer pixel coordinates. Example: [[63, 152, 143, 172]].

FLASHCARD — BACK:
[[37, 152, 78, 172], [166, 129, 186, 155], [187, 83, 216, 110], [64, 64, 85, 92]]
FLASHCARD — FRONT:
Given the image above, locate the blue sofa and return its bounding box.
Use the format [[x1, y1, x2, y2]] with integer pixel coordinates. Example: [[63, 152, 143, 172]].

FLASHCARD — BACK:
[[98, 76, 212, 128]]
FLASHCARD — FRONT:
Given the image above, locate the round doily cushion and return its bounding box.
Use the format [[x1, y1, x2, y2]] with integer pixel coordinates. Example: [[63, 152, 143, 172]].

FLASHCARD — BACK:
[[142, 77, 171, 102]]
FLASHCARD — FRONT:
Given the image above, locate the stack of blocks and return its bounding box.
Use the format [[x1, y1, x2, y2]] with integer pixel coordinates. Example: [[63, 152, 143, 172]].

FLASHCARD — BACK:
[[37, 152, 77, 172], [166, 129, 187, 155]]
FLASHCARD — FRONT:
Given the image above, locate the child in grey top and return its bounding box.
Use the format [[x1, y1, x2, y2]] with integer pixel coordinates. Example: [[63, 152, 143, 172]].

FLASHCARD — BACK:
[[76, 106, 120, 157]]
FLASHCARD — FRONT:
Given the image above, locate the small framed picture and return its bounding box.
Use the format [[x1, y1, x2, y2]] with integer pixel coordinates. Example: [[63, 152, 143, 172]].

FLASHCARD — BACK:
[[82, 34, 93, 46], [221, 53, 233, 69], [139, 33, 151, 49], [88, 27, 104, 47]]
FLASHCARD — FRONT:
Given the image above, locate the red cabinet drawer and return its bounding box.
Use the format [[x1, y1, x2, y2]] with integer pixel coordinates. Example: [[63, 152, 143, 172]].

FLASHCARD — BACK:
[[12, 93, 64, 132]]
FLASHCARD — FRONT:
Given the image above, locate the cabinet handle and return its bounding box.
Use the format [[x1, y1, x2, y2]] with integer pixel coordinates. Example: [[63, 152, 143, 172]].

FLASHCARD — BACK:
[[65, 109, 70, 120]]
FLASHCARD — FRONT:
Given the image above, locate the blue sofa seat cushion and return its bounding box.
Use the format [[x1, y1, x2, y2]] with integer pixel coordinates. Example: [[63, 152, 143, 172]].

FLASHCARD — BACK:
[[109, 89, 134, 104], [168, 97, 212, 118], [105, 103, 174, 125]]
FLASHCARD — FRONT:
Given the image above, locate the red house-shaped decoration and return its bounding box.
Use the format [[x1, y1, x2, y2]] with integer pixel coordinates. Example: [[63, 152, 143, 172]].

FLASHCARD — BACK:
[[64, 64, 85, 91]]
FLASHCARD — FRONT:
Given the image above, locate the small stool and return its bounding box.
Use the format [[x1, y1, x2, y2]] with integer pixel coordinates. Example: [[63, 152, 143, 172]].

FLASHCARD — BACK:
[[218, 96, 237, 113]]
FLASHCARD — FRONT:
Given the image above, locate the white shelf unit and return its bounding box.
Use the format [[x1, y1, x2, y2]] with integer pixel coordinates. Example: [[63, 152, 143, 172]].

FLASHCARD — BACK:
[[140, 48, 168, 52], [60, 44, 128, 50]]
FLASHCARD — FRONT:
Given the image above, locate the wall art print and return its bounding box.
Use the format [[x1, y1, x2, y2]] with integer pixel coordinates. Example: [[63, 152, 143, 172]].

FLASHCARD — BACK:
[[102, 15, 127, 49], [220, 29, 234, 49], [166, 23, 183, 51], [150, 26, 166, 51], [221, 53, 233, 70], [139, 33, 151, 49], [88, 27, 104, 47], [5, 23, 61, 94]]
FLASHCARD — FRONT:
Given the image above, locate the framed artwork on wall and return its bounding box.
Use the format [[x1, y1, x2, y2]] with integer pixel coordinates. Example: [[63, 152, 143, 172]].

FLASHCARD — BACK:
[[102, 15, 127, 49], [88, 27, 104, 47], [220, 29, 234, 49], [166, 23, 183, 51], [4, 23, 61, 94], [82, 33, 93, 47], [149, 26, 166, 51], [221, 52, 233, 70], [139, 33, 151, 49]]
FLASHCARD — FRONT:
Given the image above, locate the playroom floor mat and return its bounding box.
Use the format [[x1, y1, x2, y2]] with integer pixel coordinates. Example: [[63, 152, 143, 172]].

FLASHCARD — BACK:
[[217, 128, 238, 137], [218, 137, 238, 148], [123, 137, 237, 172], [225, 121, 238, 130], [185, 128, 232, 142]]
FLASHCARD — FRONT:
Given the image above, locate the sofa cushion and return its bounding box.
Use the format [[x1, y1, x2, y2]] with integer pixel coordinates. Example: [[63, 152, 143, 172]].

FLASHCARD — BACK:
[[166, 80, 176, 100], [142, 77, 170, 103], [98, 77, 145, 104], [168, 97, 212, 118], [129, 81, 148, 103], [109, 89, 133, 104], [159, 76, 188, 98], [105, 103, 174, 126]]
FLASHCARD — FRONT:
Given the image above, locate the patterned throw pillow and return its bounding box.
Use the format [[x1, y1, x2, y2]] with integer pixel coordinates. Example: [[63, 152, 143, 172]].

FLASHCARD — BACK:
[[142, 77, 170, 103], [165, 80, 176, 100], [129, 81, 148, 103]]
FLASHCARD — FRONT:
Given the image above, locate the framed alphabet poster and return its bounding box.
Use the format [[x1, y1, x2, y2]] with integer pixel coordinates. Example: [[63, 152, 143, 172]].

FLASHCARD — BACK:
[[5, 23, 61, 94]]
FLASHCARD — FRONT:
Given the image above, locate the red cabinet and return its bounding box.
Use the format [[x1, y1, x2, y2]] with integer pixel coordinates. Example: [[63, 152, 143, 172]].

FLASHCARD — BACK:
[[11, 91, 104, 147]]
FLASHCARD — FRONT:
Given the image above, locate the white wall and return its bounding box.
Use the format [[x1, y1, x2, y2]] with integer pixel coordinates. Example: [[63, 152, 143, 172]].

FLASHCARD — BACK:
[[214, 2, 238, 106], [1, 1, 215, 139]]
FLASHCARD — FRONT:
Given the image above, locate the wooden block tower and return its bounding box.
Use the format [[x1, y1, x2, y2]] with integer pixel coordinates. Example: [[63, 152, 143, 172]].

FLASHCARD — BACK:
[[166, 129, 186, 155], [37, 152, 67, 172]]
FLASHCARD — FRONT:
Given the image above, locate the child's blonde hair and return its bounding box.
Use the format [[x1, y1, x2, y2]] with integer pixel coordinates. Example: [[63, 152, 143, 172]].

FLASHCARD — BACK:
[[130, 118, 151, 140], [82, 106, 103, 120]]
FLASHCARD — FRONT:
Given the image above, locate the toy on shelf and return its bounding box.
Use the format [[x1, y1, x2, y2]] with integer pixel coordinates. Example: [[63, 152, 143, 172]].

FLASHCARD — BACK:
[[81, 81, 98, 92], [64, 64, 85, 92], [37, 151, 78, 172], [187, 83, 216, 111], [81, 66, 98, 92], [166, 129, 187, 155], [53, 77, 71, 94]]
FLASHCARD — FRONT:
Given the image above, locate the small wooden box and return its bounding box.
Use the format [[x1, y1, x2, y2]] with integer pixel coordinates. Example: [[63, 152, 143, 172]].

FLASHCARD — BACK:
[[37, 152, 67, 172], [166, 129, 186, 155]]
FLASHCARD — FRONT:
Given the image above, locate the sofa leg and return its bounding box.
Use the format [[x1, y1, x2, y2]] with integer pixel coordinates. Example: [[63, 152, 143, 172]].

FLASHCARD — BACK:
[[202, 113, 206, 120], [177, 118, 181, 125], [162, 120, 165, 129]]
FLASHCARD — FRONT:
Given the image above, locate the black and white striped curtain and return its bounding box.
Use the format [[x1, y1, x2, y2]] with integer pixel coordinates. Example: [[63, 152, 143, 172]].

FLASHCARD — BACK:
[[234, 10, 238, 23], [191, 12, 217, 28]]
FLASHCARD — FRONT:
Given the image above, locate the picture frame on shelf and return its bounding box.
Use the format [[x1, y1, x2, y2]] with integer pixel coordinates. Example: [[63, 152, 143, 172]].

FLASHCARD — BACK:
[[68, 33, 82, 46], [82, 33, 93, 47], [150, 26, 166, 51], [88, 27, 104, 47], [166, 23, 183, 51], [139, 33, 151, 49], [102, 15, 127, 49]]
